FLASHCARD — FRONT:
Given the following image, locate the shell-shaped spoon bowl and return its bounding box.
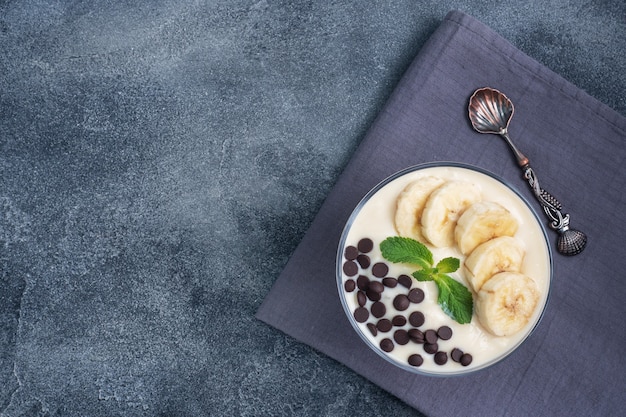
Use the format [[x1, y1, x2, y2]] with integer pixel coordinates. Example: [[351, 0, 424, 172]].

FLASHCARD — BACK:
[[468, 88, 514, 134]]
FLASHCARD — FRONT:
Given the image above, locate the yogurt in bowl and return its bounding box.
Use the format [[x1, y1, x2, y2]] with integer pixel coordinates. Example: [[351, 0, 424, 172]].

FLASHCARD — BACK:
[[336, 162, 552, 376]]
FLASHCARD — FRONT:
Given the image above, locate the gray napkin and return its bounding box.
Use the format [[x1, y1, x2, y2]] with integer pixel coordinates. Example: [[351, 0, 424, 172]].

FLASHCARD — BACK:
[[256, 10, 626, 417]]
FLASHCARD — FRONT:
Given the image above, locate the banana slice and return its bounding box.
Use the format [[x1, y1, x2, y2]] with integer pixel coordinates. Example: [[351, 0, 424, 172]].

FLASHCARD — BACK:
[[475, 271, 540, 336], [463, 236, 525, 292], [420, 180, 482, 247], [455, 201, 519, 255], [394, 176, 446, 242]]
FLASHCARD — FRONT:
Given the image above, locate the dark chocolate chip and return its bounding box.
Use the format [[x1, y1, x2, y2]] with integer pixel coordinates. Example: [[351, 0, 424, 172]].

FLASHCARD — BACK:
[[344, 245, 358, 260], [437, 326, 453, 340], [392, 315, 407, 327], [343, 261, 358, 276], [357, 291, 367, 307], [358, 238, 374, 253], [408, 288, 425, 303], [398, 274, 413, 288], [367, 323, 378, 337], [371, 262, 389, 278], [424, 342, 438, 354], [356, 275, 370, 290], [371, 301, 386, 318], [408, 311, 425, 327], [344, 279, 356, 292], [366, 289, 381, 302], [460, 353, 473, 366], [434, 351, 448, 365], [393, 329, 410, 345], [376, 319, 392, 332], [408, 354, 424, 367], [408, 329, 424, 343], [424, 329, 438, 344], [451, 348, 463, 363], [356, 254, 370, 269], [368, 280, 384, 293], [393, 294, 410, 311], [380, 338, 394, 352], [353, 307, 369, 323], [382, 277, 398, 288]]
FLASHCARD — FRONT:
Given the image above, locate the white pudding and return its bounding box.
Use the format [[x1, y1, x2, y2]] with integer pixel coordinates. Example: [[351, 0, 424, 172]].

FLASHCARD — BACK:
[[337, 163, 552, 375]]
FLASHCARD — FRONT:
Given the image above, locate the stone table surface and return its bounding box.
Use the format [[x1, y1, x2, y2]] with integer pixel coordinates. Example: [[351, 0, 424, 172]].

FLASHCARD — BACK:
[[1, 1, 624, 416]]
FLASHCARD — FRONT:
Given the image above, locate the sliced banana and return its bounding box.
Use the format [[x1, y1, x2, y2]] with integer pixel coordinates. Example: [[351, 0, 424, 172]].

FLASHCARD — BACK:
[[420, 180, 482, 247], [455, 201, 519, 255], [394, 176, 446, 242], [475, 271, 540, 336], [463, 236, 525, 292]]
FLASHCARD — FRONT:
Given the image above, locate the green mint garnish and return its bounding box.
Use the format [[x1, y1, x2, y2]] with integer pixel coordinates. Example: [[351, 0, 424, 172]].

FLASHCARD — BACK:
[[380, 236, 473, 324]]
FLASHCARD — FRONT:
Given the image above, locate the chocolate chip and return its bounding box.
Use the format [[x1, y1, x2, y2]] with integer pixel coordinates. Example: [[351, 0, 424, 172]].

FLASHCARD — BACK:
[[368, 280, 384, 293], [382, 277, 398, 288], [371, 262, 389, 278], [451, 348, 463, 363], [344, 279, 356, 292], [376, 319, 392, 332], [392, 315, 407, 327], [358, 238, 374, 253], [343, 261, 358, 276], [356, 275, 370, 290], [344, 245, 358, 260], [408, 288, 425, 303], [366, 289, 381, 302], [408, 311, 425, 327], [371, 301, 386, 318], [437, 326, 453, 340], [357, 291, 367, 307], [460, 353, 473, 366], [424, 342, 438, 354], [367, 323, 378, 337], [393, 329, 410, 345], [393, 294, 410, 311], [434, 351, 448, 365], [356, 254, 370, 269], [398, 274, 413, 288], [408, 329, 424, 343], [424, 329, 438, 344], [380, 338, 394, 352], [353, 307, 369, 323], [408, 354, 424, 367]]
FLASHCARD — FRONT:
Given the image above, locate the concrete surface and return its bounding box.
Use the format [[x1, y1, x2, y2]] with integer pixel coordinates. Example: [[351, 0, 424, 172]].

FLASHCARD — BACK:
[[1, 1, 624, 416]]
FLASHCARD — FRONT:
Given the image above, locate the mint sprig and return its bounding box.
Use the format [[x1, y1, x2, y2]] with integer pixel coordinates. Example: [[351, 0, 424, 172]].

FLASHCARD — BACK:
[[380, 237, 473, 324]]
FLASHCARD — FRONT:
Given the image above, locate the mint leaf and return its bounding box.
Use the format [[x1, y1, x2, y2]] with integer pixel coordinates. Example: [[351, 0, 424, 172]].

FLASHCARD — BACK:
[[380, 236, 432, 269], [412, 269, 434, 282], [433, 274, 473, 324], [436, 257, 460, 274], [380, 235, 473, 324]]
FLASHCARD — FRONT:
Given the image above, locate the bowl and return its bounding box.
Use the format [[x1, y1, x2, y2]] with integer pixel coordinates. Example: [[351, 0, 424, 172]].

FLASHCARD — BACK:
[[336, 162, 552, 376]]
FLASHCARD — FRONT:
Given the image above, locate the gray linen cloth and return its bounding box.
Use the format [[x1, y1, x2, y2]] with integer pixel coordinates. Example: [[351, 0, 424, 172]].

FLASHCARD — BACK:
[[256, 10, 625, 417]]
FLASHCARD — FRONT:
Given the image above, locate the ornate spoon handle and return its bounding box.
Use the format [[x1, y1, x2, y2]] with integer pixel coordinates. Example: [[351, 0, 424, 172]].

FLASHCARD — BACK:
[[500, 130, 568, 231], [501, 132, 586, 255], [522, 165, 568, 233]]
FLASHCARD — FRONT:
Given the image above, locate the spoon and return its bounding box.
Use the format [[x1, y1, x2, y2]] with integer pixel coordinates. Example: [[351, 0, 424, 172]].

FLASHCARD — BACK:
[[468, 87, 587, 256]]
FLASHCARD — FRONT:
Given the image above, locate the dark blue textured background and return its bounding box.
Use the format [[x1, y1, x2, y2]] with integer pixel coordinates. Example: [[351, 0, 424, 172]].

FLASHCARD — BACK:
[[1, 1, 624, 416]]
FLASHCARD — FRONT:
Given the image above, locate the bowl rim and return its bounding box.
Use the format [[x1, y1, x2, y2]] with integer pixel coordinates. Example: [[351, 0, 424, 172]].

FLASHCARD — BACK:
[[335, 161, 553, 377]]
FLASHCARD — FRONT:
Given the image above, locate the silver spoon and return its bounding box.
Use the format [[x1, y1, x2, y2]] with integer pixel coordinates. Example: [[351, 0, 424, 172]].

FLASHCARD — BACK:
[[468, 87, 587, 256]]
